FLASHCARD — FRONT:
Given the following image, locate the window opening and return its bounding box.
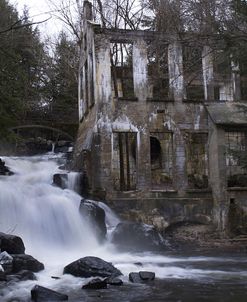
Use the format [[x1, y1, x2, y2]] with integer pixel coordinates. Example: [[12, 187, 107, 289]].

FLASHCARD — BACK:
[[226, 131, 247, 187], [183, 44, 204, 100], [147, 42, 170, 100], [84, 59, 89, 111], [150, 133, 173, 190], [112, 132, 137, 191], [186, 133, 208, 189], [110, 43, 134, 99]]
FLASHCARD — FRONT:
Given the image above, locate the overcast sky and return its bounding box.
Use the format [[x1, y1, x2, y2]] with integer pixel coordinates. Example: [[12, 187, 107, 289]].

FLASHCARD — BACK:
[[9, 0, 63, 37]]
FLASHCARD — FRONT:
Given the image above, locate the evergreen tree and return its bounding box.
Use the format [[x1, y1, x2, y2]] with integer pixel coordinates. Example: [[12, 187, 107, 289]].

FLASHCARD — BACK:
[[47, 31, 79, 123], [0, 0, 47, 137]]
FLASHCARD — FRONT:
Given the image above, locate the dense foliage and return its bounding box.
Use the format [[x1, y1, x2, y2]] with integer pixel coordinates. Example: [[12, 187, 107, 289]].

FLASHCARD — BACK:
[[0, 0, 78, 139]]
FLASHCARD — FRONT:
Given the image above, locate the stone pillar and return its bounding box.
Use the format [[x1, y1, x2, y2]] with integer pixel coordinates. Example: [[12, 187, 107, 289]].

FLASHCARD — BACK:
[[202, 46, 214, 101], [133, 38, 148, 101], [83, 0, 93, 20], [208, 121, 228, 232], [95, 37, 112, 113], [168, 41, 184, 101], [132, 39, 150, 191], [95, 36, 113, 196], [231, 60, 241, 101]]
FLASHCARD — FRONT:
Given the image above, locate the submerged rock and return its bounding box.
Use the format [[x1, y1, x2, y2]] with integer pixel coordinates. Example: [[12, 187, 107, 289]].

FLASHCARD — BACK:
[[31, 285, 68, 301], [53, 173, 68, 189], [0, 158, 13, 176], [0, 232, 25, 254], [111, 222, 166, 252], [79, 200, 107, 241], [63, 256, 122, 278], [12, 254, 44, 273], [82, 278, 107, 289], [6, 270, 37, 282]]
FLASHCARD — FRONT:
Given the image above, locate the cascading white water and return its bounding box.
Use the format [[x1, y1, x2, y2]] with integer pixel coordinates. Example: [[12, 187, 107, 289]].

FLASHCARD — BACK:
[[0, 156, 99, 262], [67, 172, 81, 194]]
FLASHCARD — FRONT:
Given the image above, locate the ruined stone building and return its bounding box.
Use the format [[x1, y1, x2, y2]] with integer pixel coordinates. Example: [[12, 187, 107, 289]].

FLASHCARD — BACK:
[[74, 1, 247, 233]]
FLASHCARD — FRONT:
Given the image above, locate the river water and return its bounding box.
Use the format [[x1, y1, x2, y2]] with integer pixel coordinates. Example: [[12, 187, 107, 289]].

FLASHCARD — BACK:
[[0, 155, 246, 302]]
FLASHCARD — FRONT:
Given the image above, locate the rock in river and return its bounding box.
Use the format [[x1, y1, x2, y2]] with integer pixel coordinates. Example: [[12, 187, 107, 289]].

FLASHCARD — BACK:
[[63, 256, 122, 278], [129, 271, 155, 283], [11, 254, 44, 273], [31, 285, 68, 301], [111, 222, 166, 252], [0, 232, 25, 254], [79, 199, 107, 241], [82, 278, 108, 289]]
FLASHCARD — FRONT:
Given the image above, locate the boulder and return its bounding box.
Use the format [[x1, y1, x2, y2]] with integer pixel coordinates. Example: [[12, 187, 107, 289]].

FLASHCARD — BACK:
[[12, 254, 44, 273], [105, 277, 123, 286], [79, 200, 107, 241], [31, 285, 68, 301], [63, 256, 121, 278], [53, 173, 68, 189], [6, 270, 37, 282], [129, 271, 155, 283], [0, 271, 6, 282], [0, 158, 13, 175], [82, 278, 107, 289], [0, 232, 25, 254], [111, 222, 166, 252]]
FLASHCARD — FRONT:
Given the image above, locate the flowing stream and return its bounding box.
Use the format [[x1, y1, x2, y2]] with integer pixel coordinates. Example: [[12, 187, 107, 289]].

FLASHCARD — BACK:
[[0, 154, 247, 302]]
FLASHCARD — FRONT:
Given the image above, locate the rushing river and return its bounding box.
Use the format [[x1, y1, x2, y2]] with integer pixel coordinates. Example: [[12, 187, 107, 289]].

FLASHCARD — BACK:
[[0, 155, 247, 302]]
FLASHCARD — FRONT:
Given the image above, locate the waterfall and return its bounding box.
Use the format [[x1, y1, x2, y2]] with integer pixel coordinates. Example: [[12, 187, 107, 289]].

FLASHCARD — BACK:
[[67, 172, 81, 194], [0, 156, 99, 261]]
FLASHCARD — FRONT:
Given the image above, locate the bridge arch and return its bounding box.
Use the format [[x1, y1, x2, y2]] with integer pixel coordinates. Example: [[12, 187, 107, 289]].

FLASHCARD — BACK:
[[10, 125, 74, 141]]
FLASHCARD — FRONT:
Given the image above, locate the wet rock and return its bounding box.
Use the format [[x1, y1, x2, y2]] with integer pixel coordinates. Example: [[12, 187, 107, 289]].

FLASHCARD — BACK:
[[105, 277, 123, 286], [79, 200, 107, 241], [129, 272, 142, 283], [111, 222, 166, 252], [6, 270, 37, 282], [12, 254, 44, 273], [129, 271, 155, 283], [82, 278, 107, 289], [139, 271, 155, 281], [63, 256, 122, 278], [0, 158, 13, 175], [31, 285, 68, 301], [0, 232, 25, 254], [53, 173, 68, 189], [0, 251, 13, 274], [0, 271, 6, 281]]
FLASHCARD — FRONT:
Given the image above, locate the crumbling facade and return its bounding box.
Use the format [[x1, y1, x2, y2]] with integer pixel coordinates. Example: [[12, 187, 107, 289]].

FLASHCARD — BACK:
[[74, 1, 247, 233]]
